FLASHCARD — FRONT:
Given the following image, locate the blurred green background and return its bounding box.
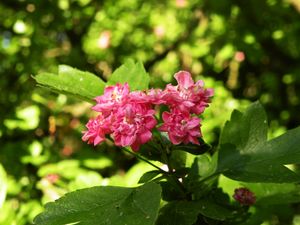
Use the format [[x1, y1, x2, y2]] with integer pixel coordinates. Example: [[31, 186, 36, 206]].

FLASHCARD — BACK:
[[1, 0, 300, 224]]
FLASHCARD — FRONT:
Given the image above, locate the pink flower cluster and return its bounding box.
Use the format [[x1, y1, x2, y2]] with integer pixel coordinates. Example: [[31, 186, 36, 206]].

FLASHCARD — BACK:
[[82, 71, 213, 151]]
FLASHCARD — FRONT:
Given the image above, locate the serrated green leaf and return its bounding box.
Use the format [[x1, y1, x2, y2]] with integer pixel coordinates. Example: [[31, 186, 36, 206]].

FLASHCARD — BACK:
[[107, 59, 149, 91], [220, 101, 268, 152], [254, 126, 300, 165], [33, 65, 105, 103], [222, 156, 300, 183], [216, 102, 300, 183], [34, 182, 161, 225], [138, 170, 161, 184]]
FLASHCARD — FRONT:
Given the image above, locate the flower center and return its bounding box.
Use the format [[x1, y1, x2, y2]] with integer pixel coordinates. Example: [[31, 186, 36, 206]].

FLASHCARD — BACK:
[[111, 89, 122, 101], [181, 120, 187, 125]]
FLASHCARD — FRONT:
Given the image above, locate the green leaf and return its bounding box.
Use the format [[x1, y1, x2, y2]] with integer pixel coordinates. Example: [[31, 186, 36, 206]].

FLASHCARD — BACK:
[[107, 59, 149, 91], [33, 65, 106, 103], [219, 175, 300, 205], [216, 102, 300, 183], [220, 101, 268, 152], [138, 170, 161, 184], [156, 200, 232, 225], [0, 164, 7, 209], [244, 182, 300, 205], [155, 201, 202, 225], [196, 199, 233, 221], [34, 182, 161, 225], [222, 157, 300, 183], [169, 150, 187, 170], [184, 154, 217, 199]]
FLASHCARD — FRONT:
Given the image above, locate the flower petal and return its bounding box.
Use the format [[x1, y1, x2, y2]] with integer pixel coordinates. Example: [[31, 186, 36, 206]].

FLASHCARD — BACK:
[[174, 71, 194, 89]]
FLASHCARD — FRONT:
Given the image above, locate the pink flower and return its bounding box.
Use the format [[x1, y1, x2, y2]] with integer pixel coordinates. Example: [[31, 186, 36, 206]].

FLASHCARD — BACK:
[[233, 188, 256, 206], [158, 109, 201, 145], [111, 103, 157, 151], [82, 71, 213, 151], [92, 83, 130, 116], [82, 114, 111, 145], [128, 90, 151, 105], [163, 71, 213, 114], [147, 88, 167, 105]]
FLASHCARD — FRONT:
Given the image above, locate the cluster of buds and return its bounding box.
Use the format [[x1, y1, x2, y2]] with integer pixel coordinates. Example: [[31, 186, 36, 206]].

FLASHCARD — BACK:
[[82, 71, 213, 151], [233, 187, 256, 206]]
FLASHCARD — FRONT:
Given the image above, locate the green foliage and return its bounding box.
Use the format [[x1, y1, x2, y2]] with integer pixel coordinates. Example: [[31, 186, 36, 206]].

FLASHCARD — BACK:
[[156, 201, 201, 225], [33, 65, 106, 103], [248, 182, 300, 205], [0, 164, 7, 209], [219, 175, 300, 205], [138, 170, 161, 184], [184, 154, 217, 199], [156, 200, 232, 225], [28, 65, 300, 224], [107, 59, 150, 91], [34, 182, 161, 225], [2, 0, 300, 224], [33, 60, 149, 104], [216, 102, 300, 183]]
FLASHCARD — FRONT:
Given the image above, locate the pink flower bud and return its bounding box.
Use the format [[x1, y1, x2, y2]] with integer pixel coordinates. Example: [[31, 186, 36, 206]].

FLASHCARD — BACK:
[[233, 187, 256, 206]]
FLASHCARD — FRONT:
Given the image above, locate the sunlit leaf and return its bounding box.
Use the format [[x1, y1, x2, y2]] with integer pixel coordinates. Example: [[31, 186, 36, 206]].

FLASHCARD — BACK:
[[4, 105, 40, 130], [245, 182, 300, 205], [107, 59, 150, 91], [34, 182, 161, 225], [33, 65, 106, 103], [0, 164, 7, 209], [216, 102, 300, 183], [219, 175, 300, 205], [138, 170, 161, 184]]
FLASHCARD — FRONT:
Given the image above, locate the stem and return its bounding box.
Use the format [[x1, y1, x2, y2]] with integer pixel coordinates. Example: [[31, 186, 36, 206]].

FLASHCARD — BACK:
[[122, 147, 188, 198], [110, 135, 189, 198], [161, 145, 189, 198], [107, 135, 166, 173], [121, 147, 167, 174]]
